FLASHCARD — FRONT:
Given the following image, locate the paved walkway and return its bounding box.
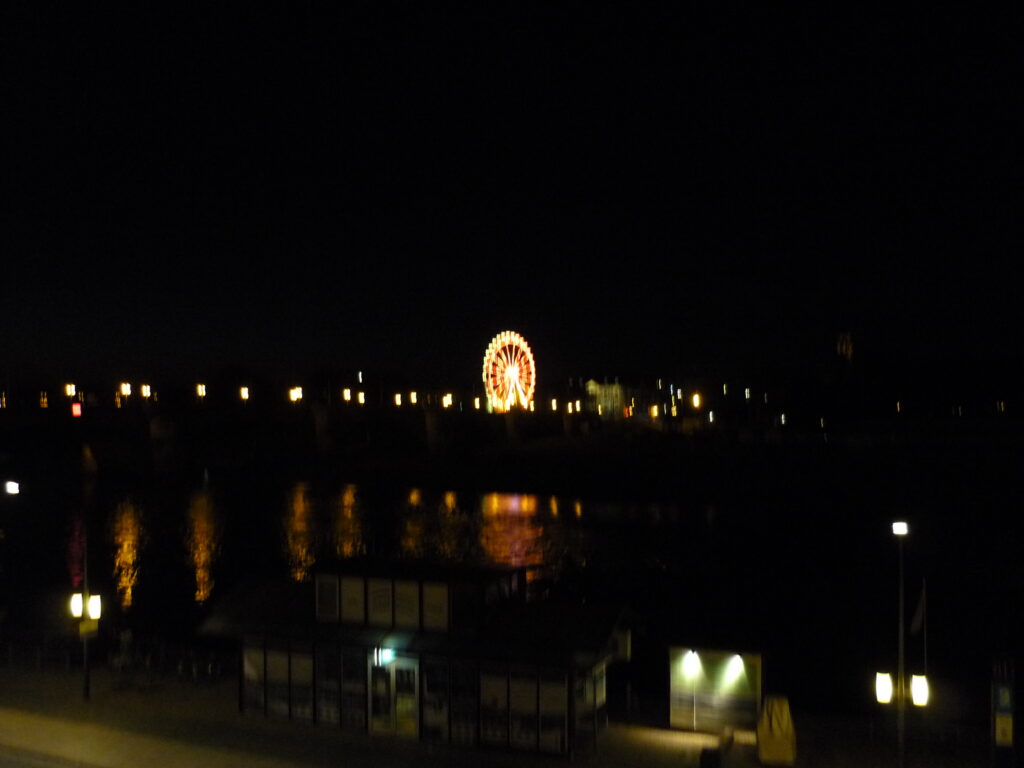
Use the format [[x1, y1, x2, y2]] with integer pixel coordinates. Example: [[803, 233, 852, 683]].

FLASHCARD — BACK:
[[0, 666, 759, 768]]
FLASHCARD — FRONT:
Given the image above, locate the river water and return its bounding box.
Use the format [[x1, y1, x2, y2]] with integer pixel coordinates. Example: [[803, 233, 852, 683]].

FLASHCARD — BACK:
[[2, 438, 1020, 721]]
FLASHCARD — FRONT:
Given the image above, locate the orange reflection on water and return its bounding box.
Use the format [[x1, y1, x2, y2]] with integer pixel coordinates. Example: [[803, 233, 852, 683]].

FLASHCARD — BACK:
[[111, 500, 143, 608], [480, 493, 543, 570], [334, 484, 364, 559], [284, 483, 316, 582], [186, 491, 220, 603]]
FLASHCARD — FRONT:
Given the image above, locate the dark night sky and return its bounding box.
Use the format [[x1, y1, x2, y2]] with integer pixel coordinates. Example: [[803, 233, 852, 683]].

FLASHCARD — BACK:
[[3, 6, 1022, 387]]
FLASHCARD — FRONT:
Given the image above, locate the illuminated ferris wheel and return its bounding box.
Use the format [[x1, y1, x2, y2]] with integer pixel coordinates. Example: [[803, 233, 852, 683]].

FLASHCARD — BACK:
[[482, 330, 536, 412]]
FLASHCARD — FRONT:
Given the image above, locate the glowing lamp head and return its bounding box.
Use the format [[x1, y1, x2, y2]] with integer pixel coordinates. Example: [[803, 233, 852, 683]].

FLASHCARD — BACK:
[[911, 675, 929, 706], [682, 650, 701, 680], [892, 521, 909, 536], [875, 672, 894, 704], [723, 654, 745, 686]]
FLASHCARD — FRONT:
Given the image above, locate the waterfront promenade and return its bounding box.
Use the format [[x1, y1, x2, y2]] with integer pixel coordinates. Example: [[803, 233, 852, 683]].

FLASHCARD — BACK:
[[0, 665, 991, 767]]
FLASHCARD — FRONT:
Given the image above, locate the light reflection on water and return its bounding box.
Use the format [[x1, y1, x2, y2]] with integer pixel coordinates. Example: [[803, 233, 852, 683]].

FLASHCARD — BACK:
[[284, 483, 316, 582], [186, 491, 220, 603], [333, 483, 364, 559], [111, 500, 143, 608]]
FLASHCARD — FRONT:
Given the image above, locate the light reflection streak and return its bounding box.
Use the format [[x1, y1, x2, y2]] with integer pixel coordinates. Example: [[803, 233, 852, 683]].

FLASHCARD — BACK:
[[479, 492, 544, 570], [284, 483, 316, 581], [333, 484, 364, 559], [111, 500, 143, 609], [186, 491, 220, 603]]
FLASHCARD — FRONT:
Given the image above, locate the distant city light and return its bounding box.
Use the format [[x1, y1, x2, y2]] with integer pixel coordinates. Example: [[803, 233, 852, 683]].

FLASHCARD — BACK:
[[394, 393, 402, 407], [566, 402, 573, 414], [780, 413, 786, 426], [39, 391, 48, 408], [745, 388, 751, 401], [289, 387, 303, 403], [70, 593, 83, 618], [875, 672, 893, 704], [442, 393, 453, 408], [240, 387, 250, 401], [357, 371, 363, 384], [120, 382, 132, 397], [892, 521, 909, 536], [574, 500, 582, 518], [87, 594, 101, 620], [410, 391, 417, 405], [529, 400, 535, 412], [141, 384, 151, 398], [482, 330, 536, 413], [691, 393, 701, 409], [65, 383, 76, 397], [896, 401, 901, 413], [598, 404, 603, 416], [71, 402, 82, 418], [723, 383, 728, 396], [196, 383, 207, 399], [724, 654, 745, 686], [763, 392, 768, 404], [650, 405, 659, 418], [709, 410, 714, 423], [575, 399, 581, 413], [551, 399, 558, 412], [342, 388, 351, 402], [357, 391, 365, 405], [5, 481, 19, 495]]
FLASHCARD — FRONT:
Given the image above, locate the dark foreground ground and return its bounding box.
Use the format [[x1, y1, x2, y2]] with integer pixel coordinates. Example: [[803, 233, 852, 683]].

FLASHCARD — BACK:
[[0, 665, 994, 768]]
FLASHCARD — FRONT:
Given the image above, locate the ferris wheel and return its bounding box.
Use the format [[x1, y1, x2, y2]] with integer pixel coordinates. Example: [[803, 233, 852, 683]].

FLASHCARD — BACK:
[[482, 330, 536, 412]]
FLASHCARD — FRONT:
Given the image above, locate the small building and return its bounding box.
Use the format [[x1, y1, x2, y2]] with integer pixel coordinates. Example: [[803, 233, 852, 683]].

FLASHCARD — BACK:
[[668, 646, 762, 733], [207, 559, 624, 757]]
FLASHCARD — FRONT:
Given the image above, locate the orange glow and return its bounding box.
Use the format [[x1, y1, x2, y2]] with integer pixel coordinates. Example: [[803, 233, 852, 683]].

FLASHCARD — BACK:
[[480, 493, 544, 570], [39, 391, 48, 408], [334, 484, 364, 559], [482, 330, 537, 412], [186, 491, 220, 603], [401, 515, 425, 557], [549, 496, 559, 517], [443, 491, 457, 512], [284, 483, 315, 581], [574, 500, 583, 518], [112, 500, 143, 609], [408, 488, 422, 507], [71, 402, 82, 418]]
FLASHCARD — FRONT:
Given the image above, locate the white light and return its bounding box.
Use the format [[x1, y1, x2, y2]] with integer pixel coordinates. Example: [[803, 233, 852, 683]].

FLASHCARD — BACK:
[[744, 388, 751, 401], [5, 481, 19, 495], [374, 647, 395, 665], [876, 672, 893, 704], [709, 410, 714, 423], [682, 650, 701, 680], [357, 371, 363, 384], [70, 593, 83, 618], [892, 521, 909, 536], [723, 654, 745, 686], [780, 413, 786, 426], [911, 675, 929, 706], [87, 594, 101, 620]]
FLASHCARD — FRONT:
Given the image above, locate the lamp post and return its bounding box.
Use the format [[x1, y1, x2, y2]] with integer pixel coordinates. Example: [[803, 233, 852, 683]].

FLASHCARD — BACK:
[[892, 521, 909, 768], [69, 534, 100, 701]]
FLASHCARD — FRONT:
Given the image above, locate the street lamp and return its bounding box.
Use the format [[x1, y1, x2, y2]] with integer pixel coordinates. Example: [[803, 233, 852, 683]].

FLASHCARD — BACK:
[[892, 520, 909, 768], [70, 590, 101, 700]]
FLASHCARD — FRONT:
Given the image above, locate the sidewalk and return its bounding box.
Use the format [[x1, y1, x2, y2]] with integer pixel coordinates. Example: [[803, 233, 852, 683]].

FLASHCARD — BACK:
[[0, 666, 758, 768]]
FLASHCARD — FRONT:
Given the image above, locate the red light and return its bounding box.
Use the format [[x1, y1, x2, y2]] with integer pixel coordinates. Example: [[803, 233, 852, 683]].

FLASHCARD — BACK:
[[71, 402, 82, 418]]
